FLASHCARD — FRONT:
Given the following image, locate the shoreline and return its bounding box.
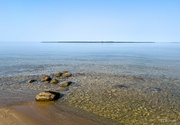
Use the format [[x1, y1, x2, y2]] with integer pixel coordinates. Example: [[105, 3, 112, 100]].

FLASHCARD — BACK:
[[0, 72, 180, 124]]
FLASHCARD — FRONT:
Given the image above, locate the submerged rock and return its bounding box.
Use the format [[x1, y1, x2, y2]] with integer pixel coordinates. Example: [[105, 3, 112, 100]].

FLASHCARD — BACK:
[[59, 81, 72, 87], [63, 70, 69, 73], [152, 88, 161, 92], [41, 75, 52, 82], [55, 72, 63, 77], [28, 79, 36, 83], [113, 84, 129, 89], [50, 79, 59, 84], [62, 73, 72, 78], [35, 91, 60, 101]]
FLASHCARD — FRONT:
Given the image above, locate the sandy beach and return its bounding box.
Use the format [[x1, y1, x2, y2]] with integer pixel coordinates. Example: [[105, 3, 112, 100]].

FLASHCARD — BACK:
[[0, 102, 103, 125], [0, 72, 180, 124]]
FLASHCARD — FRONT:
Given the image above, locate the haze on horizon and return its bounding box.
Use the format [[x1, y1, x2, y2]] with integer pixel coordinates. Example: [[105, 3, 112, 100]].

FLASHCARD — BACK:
[[0, 0, 179, 42]]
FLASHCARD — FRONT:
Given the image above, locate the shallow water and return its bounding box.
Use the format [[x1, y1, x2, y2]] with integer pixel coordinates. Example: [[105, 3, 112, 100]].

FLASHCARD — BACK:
[[0, 42, 180, 124]]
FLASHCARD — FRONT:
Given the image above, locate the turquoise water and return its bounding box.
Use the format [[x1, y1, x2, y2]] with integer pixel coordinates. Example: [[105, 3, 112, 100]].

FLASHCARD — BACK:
[[0, 42, 180, 78]]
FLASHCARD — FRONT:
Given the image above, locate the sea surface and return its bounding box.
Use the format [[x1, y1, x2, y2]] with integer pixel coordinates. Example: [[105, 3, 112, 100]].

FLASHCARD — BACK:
[[0, 42, 180, 78]]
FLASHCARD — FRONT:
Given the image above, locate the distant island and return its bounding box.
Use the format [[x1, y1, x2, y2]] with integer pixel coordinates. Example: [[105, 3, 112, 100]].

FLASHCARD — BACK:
[[41, 41, 155, 43]]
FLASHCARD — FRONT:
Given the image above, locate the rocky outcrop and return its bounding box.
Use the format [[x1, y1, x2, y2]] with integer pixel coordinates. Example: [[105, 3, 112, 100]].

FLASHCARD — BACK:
[[35, 91, 60, 101]]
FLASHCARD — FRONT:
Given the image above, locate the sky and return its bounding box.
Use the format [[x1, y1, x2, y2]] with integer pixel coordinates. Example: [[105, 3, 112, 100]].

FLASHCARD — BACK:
[[0, 0, 180, 42]]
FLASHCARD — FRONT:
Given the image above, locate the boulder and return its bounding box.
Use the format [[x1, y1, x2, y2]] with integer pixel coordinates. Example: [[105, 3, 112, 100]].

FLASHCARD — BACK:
[[59, 81, 72, 87], [55, 72, 63, 77], [62, 73, 72, 78], [35, 91, 60, 101], [50, 79, 59, 84], [41, 75, 52, 82]]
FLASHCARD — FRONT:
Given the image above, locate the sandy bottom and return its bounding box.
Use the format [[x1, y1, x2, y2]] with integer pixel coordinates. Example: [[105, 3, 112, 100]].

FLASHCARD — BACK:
[[0, 102, 102, 125], [0, 72, 180, 124]]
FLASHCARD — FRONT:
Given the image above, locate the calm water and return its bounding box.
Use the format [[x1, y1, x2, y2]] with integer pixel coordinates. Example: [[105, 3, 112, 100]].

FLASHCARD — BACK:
[[0, 42, 180, 78], [0, 42, 180, 124]]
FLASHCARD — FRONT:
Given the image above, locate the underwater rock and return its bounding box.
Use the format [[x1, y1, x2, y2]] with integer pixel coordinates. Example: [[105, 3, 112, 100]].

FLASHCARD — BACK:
[[63, 70, 69, 73], [41, 75, 52, 82], [59, 81, 72, 87], [35, 91, 60, 101], [152, 88, 161, 92], [28, 79, 36, 83], [62, 73, 72, 78], [55, 72, 63, 77], [113, 84, 129, 89], [50, 79, 59, 84]]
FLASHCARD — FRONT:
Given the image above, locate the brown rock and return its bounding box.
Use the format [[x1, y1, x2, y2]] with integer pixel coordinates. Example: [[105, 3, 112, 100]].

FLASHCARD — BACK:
[[63, 70, 69, 73], [55, 72, 63, 77], [35, 91, 60, 101], [41, 75, 52, 82], [62, 73, 72, 78], [28, 79, 36, 83], [59, 81, 72, 87], [50, 79, 59, 84]]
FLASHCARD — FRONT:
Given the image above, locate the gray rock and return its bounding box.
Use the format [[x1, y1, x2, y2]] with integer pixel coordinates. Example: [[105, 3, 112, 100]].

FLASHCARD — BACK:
[[35, 91, 60, 101]]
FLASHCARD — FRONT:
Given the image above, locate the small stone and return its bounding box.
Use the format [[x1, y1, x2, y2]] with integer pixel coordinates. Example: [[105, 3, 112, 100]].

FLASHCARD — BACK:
[[50, 79, 59, 84], [28, 79, 36, 83], [59, 81, 72, 87], [55, 72, 63, 77], [62, 73, 72, 78], [35, 91, 60, 101], [41, 75, 52, 82]]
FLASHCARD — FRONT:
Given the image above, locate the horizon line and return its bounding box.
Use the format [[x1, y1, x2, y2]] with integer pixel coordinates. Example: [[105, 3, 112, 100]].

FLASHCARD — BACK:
[[41, 41, 155, 43]]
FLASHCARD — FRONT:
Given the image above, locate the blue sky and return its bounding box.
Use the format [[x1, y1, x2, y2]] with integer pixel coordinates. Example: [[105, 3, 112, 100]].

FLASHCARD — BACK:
[[0, 0, 179, 42]]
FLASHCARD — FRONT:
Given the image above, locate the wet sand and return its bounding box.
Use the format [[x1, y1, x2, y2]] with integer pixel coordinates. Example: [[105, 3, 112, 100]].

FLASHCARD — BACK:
[[0, 102, 102, 125], [0, 72, 180, 124]]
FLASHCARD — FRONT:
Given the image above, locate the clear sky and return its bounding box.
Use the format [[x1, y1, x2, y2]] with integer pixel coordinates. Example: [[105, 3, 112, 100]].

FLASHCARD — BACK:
[[0, 0, 179, 42]]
